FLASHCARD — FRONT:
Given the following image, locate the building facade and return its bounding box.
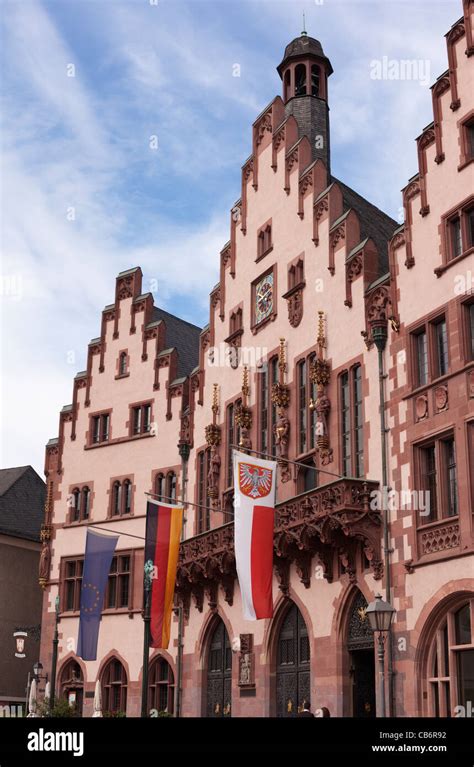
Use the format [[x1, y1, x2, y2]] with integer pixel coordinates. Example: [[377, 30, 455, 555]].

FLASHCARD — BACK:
[[39, 1, 474, 718], [0, 466, 45, 714]]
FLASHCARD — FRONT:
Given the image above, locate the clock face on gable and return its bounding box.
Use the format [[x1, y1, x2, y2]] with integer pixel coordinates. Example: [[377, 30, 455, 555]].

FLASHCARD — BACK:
[[255, 272, 274, 325]]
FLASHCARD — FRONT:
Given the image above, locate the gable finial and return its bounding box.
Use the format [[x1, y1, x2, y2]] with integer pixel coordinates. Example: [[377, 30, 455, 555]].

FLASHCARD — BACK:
[[302, 10, 307, 36]]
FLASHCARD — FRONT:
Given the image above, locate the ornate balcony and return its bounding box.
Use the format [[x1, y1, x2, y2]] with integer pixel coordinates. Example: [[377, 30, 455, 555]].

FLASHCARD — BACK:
[[176, 478, 382, 617]]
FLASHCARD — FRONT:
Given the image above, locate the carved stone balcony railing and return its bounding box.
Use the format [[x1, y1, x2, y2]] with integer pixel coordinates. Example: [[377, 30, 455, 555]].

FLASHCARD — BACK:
[[176, 478, 382, 617], [417, 518, 460, 558]]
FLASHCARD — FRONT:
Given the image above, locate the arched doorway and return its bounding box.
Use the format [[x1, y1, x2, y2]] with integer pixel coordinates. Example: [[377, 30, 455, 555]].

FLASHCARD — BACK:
[[276, 602, 310, 717], [60, 660, 84, 716], [346, 591, 375, 717], [205, 618, 232, 717]]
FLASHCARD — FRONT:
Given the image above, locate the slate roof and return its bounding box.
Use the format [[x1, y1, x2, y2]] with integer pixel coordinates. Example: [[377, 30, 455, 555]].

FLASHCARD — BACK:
[[332, 177, 399, 276], [278, 35, 333, 75], [152, 307, 202, 378], [0, 466, 45, 542]]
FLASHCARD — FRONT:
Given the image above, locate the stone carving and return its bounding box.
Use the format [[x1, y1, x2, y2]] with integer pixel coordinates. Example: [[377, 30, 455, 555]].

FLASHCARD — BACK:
[[434, 385, 448, 412]]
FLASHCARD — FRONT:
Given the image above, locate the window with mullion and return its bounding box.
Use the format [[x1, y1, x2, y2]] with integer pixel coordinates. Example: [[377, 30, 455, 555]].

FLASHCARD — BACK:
[[353, 365, 364, 477], [434, 319, 448, 377], [298, 360, 307, 454], [416, 331, 428, 386], [64, 559, 83, 612], [309, 354, 317, 451], [341, 372, 351, 476], [450, 216, 463, 260], [227, 404, 236, 487], [197, 450, 210, 533], [420, 444, 437, 523], [106, 554, 131, 609], [469, 304, 474, 360], [260, 368, 268, 455], [444, 438, 458, 518], [270, 357, 278, 457]]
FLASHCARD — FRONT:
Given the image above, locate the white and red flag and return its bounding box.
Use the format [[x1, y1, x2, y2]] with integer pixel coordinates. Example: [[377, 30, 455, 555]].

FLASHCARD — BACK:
[[233, 449, 277, 620]]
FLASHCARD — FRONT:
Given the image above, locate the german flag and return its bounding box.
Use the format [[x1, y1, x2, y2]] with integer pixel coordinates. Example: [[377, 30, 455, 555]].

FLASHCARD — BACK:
[[145, 499, 183, 649]]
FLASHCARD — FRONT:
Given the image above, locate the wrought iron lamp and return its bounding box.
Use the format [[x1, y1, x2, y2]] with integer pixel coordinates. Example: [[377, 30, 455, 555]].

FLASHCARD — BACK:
[[366, 594, 395, 717]]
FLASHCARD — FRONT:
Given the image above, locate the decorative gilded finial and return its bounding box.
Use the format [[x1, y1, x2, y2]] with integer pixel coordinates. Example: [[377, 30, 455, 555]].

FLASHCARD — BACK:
[[241, 366, 249, 407], [317, 311, 326, 354], [211, 383, 219, 423]]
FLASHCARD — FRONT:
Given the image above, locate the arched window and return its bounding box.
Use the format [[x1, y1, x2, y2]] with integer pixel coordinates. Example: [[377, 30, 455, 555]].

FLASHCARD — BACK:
[[112, 481, 121, 516], [311, 65, 320, 97], [155, 473, 164, 502], [167, 472, 177, 502], [82, 487, 90, 520], [148, 657, 174, 715], [102, 658, 127, 715], [72, 488, 81, 522], [119, 352, 127, 376], [427, 599, 474, 716], [60, 660, 83, 715], [123, 479, 132, 514], [284, 69, 291, 101], [295, 64, 307, 96]]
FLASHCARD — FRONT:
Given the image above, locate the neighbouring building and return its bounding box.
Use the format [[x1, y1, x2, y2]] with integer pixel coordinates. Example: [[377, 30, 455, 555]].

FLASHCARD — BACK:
[[38, 0, 474, 718], [0, 466, 45, 715]]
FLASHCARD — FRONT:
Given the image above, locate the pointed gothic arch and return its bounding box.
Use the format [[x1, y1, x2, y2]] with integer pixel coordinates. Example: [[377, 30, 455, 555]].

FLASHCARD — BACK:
[[202, 615, 232, 717]]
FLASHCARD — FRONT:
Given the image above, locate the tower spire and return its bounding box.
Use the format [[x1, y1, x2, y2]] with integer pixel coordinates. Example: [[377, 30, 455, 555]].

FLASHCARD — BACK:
[[302, 10, 307, 36]]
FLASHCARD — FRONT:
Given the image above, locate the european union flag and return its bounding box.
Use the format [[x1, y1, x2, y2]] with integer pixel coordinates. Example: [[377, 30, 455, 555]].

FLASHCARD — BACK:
[[77, 529, 118, 661]]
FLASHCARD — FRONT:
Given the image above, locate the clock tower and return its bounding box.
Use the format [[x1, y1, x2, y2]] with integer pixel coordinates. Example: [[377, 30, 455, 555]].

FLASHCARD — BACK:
[[277, 27, 333, 176]]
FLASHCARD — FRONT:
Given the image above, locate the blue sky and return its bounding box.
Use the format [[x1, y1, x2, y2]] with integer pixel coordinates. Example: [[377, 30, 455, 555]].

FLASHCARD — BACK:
[[1, 0, 459, 474]]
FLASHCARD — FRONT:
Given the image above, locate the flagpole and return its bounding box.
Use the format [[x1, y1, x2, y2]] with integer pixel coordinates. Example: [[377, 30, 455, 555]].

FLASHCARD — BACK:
[[141, 565, 152, 718]]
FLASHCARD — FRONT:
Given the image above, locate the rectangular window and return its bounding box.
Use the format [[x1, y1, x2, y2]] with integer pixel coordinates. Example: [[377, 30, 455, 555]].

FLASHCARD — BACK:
[[444, 438, 458, 518], [227, 404, 234, 487], [270, 357, 278, 457], [469, 304, 474, 360], [416, 331, 428, 386], [197, 450, 210, 533], [91, 412, 110, 444], [309, 354, 317, 451], [467, 208, 474, 250], [467, 121, 474, 160], [298, 360, 307, 454], [132, 403, 152, 436], [106, 554, 131, 609], [420, 445, 437, 523], [341, 372, 351, 476], [450, 216, 462, 260], [434, 319, 448, 377], [92, 416, 100, 444], [63, 560, 83, 612], [353, 365, 364, 478], [260, 368, 268, 455]]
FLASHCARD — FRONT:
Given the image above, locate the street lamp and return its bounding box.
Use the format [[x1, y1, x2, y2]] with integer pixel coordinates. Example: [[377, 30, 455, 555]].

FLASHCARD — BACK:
[[366, 594, 395, 718]]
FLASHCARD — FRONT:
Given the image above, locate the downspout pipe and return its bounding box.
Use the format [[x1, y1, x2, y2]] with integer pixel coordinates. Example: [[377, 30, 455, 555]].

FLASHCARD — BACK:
[[175, 441, 190, 718], [371, 321, 394, 717]]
